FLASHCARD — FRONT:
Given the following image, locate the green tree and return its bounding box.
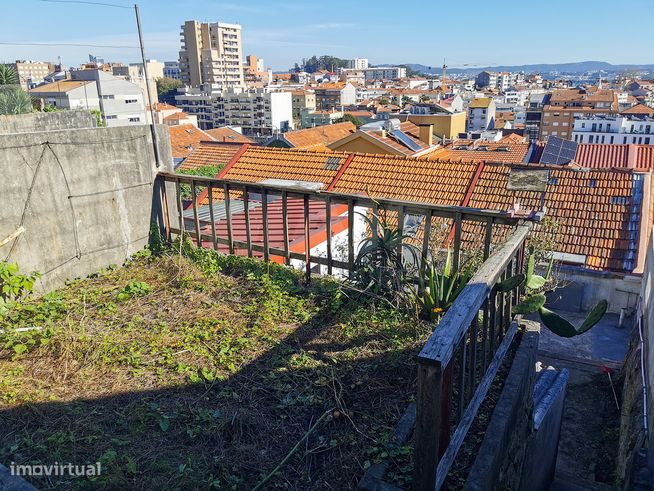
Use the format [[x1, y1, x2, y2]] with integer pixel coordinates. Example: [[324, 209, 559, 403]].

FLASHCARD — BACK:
[[379, 98, 390, 105], [156, 77, 182, 97], [0, 65, 19, 85], [334, 113, 363, 127]]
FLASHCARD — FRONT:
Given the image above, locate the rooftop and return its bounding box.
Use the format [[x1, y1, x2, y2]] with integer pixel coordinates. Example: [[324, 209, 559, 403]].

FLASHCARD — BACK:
[[168, 124, 217, 160]]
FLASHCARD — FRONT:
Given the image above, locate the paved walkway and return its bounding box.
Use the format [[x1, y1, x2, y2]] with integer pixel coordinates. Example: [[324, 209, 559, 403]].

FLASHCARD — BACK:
[[536, 311, 630, 491]]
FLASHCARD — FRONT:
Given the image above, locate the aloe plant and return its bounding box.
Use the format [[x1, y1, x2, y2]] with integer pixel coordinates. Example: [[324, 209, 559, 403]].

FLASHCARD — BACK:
[[418, 249, 473, 321], [495, 248, 607, 338]]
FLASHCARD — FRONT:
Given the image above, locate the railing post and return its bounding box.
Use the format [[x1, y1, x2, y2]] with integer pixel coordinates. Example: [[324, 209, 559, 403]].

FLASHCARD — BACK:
[[304, 194, 311, 282], [325, 196, 333, 276], [190, 179, 202, 247], [415, 359, 444, 491], [347, 199, 354, 278]]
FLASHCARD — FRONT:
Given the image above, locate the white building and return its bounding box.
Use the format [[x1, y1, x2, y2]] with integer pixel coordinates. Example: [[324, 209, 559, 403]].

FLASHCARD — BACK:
[[164, 61, 181, 79], [347, 58, 369, 70], [29, 69, 147, 127], [340, 66, 406, 81], [572, 115, 654, 145], [467, 97, 496, 131], [176, 85, 293, 136]]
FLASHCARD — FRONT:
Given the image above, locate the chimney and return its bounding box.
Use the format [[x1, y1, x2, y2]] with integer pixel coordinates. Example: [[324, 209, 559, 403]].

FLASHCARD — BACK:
[[419, 124, 433, 146]]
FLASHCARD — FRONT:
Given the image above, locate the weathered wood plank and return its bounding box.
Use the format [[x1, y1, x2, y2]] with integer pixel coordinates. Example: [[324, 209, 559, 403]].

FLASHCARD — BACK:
[[325, 196, 333, 276], [243, 186, 252, 257], [223, 183, 234, 254], [262, 189, 269, 262], [190, 179, 202, 247], [433, 320, 519, 491], [418, 224, 531, 366], [414, 361, 444, 491], [208, 184, 217, 250], [282, 190, 290, 265]]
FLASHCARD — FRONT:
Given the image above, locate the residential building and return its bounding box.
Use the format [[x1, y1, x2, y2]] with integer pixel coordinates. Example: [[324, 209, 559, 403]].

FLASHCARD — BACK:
[[175, 86, 293, 136], [340, 67, 407, 81], [112, 59, 163, 105], [300, 109, 344, 128], [475, 71, 525, 90], [290, 90, 316, 126], [178, 20, 244, 89], [204, 126, 253, 143], [164, 61, 181, 79], [328, 119, 439, 157], [571, 112, 654, 145], [314, 83, 356, 110], [401, 105, 467, 139], [340, 70, 365, 85], [524, 93, 548, 141], [243, 54, 271, 86], [29, 69, 147, 127], [540, 88, 621, 140], [467, 98, 496, 131], [265, 121, 356, 150], [10, 60, 54, 89], [168, 124, 217, 165], [347, 58, 369, 70]]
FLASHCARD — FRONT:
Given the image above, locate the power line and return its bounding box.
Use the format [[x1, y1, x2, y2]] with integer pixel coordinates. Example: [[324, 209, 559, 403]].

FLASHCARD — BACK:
[[0, 41, 138, 49], [36, 0, 131, 8]]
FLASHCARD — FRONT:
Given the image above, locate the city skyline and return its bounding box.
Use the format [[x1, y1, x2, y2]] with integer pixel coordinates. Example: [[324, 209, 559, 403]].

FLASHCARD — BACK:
[[1, 0, 653, 70]]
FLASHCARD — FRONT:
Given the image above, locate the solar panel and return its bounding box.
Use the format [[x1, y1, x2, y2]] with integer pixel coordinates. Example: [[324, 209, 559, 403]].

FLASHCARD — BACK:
[[390, 129, 423, 152], [539, 136, 578, 165]]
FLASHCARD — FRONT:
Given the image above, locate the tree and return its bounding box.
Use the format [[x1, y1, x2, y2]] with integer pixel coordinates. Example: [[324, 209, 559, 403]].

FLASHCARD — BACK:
[[156, 77, 182, 97], [334, 113, 363, 127], [379, 98, 390, 105]]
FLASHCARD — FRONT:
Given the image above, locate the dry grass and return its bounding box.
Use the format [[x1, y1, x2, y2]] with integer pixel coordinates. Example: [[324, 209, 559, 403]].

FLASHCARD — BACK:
[[0, 249, 432, 490]]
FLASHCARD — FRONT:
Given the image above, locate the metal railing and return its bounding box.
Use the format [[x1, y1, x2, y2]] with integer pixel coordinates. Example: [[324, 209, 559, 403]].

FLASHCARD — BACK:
[[414, 224, 530, 490], [158, 172, 527, 281]]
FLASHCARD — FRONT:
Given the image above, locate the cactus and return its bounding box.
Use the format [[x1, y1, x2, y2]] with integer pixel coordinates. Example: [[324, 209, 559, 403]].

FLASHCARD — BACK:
[[512, 294, 546, 315], [538, 300, 608, 338], [496, 273, 525, 293]]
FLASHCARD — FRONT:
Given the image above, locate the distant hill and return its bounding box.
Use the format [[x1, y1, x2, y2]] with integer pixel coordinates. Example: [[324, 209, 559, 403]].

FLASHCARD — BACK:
[[404, 61, 654, 76]]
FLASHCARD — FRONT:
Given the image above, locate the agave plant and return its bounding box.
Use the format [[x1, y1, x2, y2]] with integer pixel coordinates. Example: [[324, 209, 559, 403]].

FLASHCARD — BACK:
[[497, 248, 607, 337], [0, 87, 34, 115], [351, 212, 419, 306], [0, 65, 19, 86], [418, 249, 472, 321]]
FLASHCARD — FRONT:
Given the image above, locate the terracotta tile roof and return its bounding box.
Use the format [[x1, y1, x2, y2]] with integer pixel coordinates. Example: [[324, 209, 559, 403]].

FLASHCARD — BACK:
[[573, 144, 654, 169], [329, 154, 479, 206], [424, 140, 530, 164], [168, 124, 216, 159], [29, 80, 92, 93], [467, 164, 643, 271], [204, 127, 254, 143], [620, 104, 654, 116], [163, 112, 192, 121], [468, 98, 493, 109], [220, 146, 350, 189], [152, 102, 178, 111], [358, 121, 432, 156], [282, 122, 356, 149], [178, 141, 246, 172], [315, 83, 346, 91]]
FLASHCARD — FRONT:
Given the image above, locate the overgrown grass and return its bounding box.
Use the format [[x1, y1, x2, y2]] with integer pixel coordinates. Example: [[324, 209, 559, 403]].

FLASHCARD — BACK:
[[0, 242, 431, 490]]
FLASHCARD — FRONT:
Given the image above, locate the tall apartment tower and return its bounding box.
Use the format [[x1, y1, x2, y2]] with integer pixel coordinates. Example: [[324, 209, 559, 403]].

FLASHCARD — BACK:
[[178, 20, 245, 89]]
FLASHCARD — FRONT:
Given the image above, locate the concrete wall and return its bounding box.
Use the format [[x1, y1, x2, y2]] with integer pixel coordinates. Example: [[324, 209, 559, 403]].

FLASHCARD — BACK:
[[0, 111, 97, 134], [641, 232, 654, 472], [550, 267, 642, 314], [0, 117, 172, 292]]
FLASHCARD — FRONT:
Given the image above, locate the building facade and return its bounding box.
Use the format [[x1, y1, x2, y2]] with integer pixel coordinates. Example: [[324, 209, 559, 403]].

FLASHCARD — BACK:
[[179, 20, 245, 89], [314, 83, 356, 110], [475, 70, 525, 91], [348, 58, 369, 70], [467, 97, 496, 131], [164, 61, 181, 79], [10, 60, 55, 89], [291, 90, 316, 126], [175, 86, 293, 136], [572, 115, 654, 145]]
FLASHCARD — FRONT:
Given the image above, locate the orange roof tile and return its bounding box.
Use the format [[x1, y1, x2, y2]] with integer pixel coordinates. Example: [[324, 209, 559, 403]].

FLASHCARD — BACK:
[[573, 144, 654, 169], [178, 141, 246, 172], [221, 146, 350, 188], [204, 127, 254, 143], [621, 104, 654, 116], [281, 122, 356, 149], [168, 124, 216, 159], [468, 164, 642, 271], [424, 140, 530, 164]]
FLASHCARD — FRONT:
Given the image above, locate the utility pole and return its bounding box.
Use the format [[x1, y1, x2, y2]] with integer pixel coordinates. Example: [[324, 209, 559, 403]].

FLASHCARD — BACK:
[[134, 3, 161, 167]]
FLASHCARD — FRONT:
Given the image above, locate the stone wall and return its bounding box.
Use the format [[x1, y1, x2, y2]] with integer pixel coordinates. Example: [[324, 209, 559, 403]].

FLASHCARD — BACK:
[[0, 116, 172, 292]]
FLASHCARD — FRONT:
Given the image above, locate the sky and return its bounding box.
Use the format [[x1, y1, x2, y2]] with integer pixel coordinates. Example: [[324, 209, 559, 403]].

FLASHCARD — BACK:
[[1, 0, 653, 71]]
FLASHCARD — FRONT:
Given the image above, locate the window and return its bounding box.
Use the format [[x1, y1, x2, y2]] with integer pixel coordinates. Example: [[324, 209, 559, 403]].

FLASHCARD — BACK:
[[581, 122, 586, 128], [102, 94, 115, 100], [125, 99, 138, 104], [128, 117, 140, 122], [105, 115, 117, 120], [646, 138, 651, 144], [589, 135, 594, 143], [610, 136, 614, 144]]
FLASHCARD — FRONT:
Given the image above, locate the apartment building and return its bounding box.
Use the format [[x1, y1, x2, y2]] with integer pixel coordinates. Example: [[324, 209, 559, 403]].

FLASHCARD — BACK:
[[475, 71, 525, 91], [291, 90, 316, 125], [348, 58, 369, 70], [112, 59, 163, 105], [300, 109, 344, 128], [179, 20, 244, 89], [467, 97, 496, 131], [340, 67, 407, 81], [314, 83, 356, 110], [243, 54, 270, 86], [29, 69, 147, 127], [175, 86, 293, 136], [572, 111, 654, 145], [10, 60, 55, 89], [164, 61, 181, 79], [540, 88, 622, 140]]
